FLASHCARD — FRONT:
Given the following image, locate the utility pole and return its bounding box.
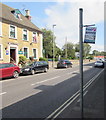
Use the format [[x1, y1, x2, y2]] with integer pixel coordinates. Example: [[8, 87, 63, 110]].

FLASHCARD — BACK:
[[52, 24, 56, 68], [79, 8, 83, 119], [65, 36, 67, 59]]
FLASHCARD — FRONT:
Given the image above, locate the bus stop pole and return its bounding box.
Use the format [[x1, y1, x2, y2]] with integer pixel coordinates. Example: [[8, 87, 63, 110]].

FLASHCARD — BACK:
[[79, 8, 83, 119]]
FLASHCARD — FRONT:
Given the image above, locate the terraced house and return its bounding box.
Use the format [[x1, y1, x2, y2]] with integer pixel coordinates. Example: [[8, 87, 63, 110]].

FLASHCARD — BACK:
[[0, 3, 43, 65]]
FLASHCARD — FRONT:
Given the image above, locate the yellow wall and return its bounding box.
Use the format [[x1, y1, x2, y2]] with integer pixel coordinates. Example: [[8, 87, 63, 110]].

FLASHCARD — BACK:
[[0, 22, 43, 64]]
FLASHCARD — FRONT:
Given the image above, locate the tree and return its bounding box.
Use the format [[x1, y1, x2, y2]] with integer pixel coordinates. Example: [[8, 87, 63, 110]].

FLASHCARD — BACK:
[[42, 28, 54, 58], [62, 42, 75, 59], [75, 43, 91, 58], [42, 28, 61, 59]]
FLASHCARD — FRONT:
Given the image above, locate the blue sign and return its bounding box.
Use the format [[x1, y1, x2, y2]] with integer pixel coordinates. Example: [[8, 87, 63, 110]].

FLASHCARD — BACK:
[[6, 50, 9, 55], [84, 27, 97, 44]]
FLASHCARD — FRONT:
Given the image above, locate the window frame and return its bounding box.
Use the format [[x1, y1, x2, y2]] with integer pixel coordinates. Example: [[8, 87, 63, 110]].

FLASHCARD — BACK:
[[23, 29, 29, 41], [9, 24, 17, 39], [0, 44, 3, 60], [32, 48, 37, 59], [32, 32, 37, 43], [0, 21, 2, 36], [23, 47, 29, 59]]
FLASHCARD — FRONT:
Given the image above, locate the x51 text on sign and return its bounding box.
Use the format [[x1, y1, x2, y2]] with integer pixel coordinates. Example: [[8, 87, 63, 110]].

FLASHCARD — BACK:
[[84, 27, 97, 44]]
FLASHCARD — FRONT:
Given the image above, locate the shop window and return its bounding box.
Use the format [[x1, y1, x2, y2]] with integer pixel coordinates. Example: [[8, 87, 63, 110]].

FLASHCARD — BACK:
[[24, 48, 28, 58], [23, 29, 28, 41], [9, 25, 17, 39], [32, 32, 37, 43]]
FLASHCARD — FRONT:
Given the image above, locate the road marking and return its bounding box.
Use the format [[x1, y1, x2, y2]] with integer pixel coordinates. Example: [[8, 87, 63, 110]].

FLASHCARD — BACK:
[[0, 92, 7, 95], [67, 70, 79, 75], [31, 76, 60, 86], [45, 69, 104, 120]]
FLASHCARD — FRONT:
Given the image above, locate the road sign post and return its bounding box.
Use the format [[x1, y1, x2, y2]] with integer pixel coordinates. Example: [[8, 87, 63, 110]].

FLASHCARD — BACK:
[[79, 8, 83, 119]]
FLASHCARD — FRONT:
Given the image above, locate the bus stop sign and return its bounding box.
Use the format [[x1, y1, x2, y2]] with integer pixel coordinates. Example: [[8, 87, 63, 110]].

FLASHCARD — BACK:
[[84, 27, 97, 44]]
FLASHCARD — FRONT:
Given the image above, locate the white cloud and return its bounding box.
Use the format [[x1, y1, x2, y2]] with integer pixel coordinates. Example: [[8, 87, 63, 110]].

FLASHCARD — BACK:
[[44, 1, 104, 50], [90, 44, 104, 52]]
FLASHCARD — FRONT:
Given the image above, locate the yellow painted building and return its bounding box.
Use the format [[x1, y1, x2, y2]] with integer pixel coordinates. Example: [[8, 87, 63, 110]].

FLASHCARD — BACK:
[[0, 3, 43, 65]]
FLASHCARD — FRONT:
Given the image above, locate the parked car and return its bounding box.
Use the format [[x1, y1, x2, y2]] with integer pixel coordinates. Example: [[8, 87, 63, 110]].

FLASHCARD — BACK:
[[20, 61, 49, 75], [0, 63, 20, 79], [94, 61, 104, 68], [57, 60, 72, 68]]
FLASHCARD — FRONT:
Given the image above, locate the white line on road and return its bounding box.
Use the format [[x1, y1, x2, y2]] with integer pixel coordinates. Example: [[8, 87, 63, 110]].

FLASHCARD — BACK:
[[45, 69, 104, 120], [0, 92, 7, 95], [31, 76, 60, 86]]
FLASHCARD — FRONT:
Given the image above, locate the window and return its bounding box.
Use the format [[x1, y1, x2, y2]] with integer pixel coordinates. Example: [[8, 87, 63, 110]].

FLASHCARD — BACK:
[[32, 32, 37, 43], [24, 48, 28, 58], [0, 44, 3, 59], [9, 25, 17, 39], [0, 21, 2, 36], [33, 49, 36, 58], [23, 29, 28, 41]]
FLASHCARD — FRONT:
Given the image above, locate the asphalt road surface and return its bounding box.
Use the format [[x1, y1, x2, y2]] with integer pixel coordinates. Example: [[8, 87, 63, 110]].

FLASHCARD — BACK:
[[1, 62, 105, 119]]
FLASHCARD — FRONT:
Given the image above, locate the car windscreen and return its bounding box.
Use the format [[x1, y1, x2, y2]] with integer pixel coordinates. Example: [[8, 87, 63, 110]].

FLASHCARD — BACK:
[[0, 64, 10, 69]]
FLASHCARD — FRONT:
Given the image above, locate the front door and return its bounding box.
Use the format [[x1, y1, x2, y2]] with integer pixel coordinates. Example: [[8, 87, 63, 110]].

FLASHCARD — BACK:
[[10, 48, 16, 63]]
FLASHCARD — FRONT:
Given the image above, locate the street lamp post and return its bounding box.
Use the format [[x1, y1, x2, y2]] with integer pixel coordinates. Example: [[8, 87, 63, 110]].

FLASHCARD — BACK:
[[52, 24, 56, 68]]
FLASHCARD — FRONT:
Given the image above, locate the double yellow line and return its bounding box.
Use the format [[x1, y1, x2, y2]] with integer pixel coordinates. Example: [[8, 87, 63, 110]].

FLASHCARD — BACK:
[[45, 69, 104, 120]]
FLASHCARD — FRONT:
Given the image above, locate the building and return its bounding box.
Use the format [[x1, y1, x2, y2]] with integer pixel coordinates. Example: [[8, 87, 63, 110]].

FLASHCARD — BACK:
[[0, 3, 43, 65]]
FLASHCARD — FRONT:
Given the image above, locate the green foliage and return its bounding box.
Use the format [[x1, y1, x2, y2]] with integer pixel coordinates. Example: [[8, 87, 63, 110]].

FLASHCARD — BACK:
[[42, 28, 54, 58], [93, 50, 106, 56], [39, 57, 48, 61], [42, 28, 62, 59], [86, 55, 94, 60], [62, 42, 75, 59], [19, 56, 27, 63], [18, 56, 27, 67], [75, 43, 91, 58]]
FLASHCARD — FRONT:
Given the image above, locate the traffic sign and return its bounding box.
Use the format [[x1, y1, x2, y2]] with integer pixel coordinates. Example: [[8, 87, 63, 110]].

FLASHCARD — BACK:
[[84, 27, 97, 44]]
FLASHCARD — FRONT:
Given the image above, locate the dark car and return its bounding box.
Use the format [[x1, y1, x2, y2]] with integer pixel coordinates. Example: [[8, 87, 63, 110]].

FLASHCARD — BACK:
[[0, 63, 20, 79], [21, 61, 49, 75], [57, 60, 72, 68], [94, 61, 104, 68]]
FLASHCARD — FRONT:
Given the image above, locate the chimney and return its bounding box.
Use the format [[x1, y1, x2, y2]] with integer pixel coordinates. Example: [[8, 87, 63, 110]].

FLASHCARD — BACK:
[[25, 10, 31, 21]]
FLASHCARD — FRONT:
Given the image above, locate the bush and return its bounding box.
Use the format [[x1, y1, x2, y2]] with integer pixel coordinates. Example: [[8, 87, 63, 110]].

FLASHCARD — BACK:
[[18, 56, 27, 67], [39, 57, 48, 61]]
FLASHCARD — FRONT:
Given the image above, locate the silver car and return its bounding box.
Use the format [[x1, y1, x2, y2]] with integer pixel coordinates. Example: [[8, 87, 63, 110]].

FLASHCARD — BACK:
[[94, 61, 104, 68]]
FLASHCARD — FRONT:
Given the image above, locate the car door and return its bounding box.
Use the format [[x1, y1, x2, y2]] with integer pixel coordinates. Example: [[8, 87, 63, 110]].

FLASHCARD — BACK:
[[66, 60, 71, 67], [2, 64, 14, 78], [34, 61, 42, 72]]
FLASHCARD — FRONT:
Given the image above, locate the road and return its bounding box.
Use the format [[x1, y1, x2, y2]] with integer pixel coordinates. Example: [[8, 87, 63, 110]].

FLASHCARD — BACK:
[[1, 62, 104, 118]]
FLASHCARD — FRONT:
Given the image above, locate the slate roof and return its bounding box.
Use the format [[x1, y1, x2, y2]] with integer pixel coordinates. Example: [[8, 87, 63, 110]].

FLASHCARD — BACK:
[[0, 3, 42, 32]]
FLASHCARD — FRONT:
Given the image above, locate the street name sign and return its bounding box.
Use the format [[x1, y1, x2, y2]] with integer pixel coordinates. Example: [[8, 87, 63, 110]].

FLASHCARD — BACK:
[[84, 27, 97, 44]]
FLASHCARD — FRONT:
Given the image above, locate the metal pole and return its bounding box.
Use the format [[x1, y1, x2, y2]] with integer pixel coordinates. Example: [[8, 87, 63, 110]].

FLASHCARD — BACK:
[[65, 36, 67, 59], [52, 25, 56, 68], [79, 8, 83, 119]]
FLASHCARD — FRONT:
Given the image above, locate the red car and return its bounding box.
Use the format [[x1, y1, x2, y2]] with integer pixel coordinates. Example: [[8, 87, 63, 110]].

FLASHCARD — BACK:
[[0, 63, 20, 79]]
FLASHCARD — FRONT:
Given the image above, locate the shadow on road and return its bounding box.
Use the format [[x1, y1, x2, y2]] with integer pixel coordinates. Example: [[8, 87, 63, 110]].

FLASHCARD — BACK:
[[2, 66, 104, 119]]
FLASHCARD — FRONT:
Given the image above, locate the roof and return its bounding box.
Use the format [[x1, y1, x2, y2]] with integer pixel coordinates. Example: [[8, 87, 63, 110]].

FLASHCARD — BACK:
[[0, 3, 42, 32]]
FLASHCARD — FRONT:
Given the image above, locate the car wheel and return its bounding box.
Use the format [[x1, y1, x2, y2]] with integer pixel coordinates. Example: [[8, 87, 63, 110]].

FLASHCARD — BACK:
[[44, 68, 48, 72], [13, 71, 19, 78], [31, 70, 35, 75]]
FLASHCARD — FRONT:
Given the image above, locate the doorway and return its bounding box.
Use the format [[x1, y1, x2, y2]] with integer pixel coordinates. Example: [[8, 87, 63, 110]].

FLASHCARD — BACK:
[[10, 48, 16, 63]]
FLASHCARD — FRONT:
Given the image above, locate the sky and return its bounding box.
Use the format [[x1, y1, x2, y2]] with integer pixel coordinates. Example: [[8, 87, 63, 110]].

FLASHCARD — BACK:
[[2, 0, 105, 52]]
